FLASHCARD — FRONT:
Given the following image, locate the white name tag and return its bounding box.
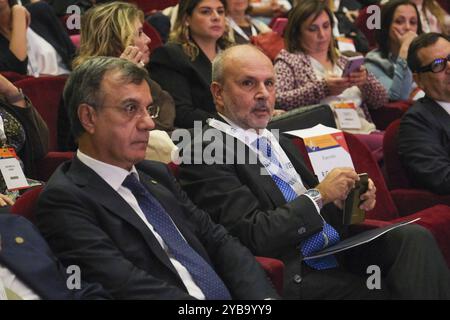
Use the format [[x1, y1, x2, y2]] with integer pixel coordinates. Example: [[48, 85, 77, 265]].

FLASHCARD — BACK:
[[0, 158, 29, 191], [336, 37, 356, 52], [333, 102, 362, 130]]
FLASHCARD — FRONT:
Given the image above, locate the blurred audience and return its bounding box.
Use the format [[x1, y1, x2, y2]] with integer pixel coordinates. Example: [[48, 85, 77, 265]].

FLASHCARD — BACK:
[[365, 0, 423, 101], [0, 1, 75, 76], [150, 0, 232, 129], [226, 0, 271, 44], [410, 0, 450, 35], [275, 0, 387, 160], [0, 73, 48, 205], [58, 1, 176, 163]]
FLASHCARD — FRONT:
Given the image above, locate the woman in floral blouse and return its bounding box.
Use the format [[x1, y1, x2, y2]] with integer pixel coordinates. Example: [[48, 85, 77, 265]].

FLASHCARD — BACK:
[[274, 0, 387, 161]]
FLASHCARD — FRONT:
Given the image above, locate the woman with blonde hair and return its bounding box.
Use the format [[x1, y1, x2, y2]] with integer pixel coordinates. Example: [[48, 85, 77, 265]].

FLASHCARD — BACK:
[[150, 0, 232, 129], [275, 0, 387, 161], [58, 2, 176, 162], [410, 0, 450, 34]]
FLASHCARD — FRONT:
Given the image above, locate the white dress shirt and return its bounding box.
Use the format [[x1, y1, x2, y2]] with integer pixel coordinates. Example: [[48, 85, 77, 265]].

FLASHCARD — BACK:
[[0, 263, 40, 300], [77, 150, 205, 300], [436, 100, 450, 116]]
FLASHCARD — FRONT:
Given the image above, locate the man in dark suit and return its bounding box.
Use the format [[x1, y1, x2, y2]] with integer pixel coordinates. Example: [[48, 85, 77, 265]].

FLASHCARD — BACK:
[[178, 44, 450, 299], [35, 56, 278, 300], [399, 33, 450, 194], [0, 214, 108, 300]]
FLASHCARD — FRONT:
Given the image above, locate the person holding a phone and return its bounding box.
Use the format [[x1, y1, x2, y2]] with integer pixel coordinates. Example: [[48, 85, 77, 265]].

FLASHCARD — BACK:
[[365, 0, 423, 101], [274, 0, 387, 161], [178, 44, 450, 300], [225, 0, 271, 44]]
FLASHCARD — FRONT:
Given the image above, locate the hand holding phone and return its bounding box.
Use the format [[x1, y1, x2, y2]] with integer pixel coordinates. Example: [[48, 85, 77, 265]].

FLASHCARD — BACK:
[[342, 55, 365, 78], [343, 173, 369, 225]]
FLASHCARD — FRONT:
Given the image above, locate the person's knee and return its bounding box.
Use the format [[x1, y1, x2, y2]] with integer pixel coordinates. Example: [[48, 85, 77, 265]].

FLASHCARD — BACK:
[[389, 224, 434, 245]]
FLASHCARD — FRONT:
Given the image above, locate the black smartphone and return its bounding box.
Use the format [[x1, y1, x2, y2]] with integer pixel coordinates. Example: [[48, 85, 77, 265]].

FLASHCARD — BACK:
[[343, 173, 369, 225]]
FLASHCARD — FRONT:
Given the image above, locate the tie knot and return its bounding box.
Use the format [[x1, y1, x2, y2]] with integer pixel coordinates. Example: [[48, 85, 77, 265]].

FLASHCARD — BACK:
[[123, 174, 146, 196], [254, 137, 272, 157]]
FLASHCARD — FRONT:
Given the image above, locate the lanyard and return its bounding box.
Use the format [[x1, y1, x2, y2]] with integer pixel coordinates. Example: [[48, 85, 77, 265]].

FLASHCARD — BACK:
[[207, 118, 306, 195], [227, 17, 258, 42]]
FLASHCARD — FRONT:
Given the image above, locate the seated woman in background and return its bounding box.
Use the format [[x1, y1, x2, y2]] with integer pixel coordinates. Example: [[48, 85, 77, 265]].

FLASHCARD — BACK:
[[275, 0, 387, 161], [0, 0, 75, 76], [365, 0, 422, 101], [0, 73, 48, 207], [58, 1, 176, 163], [226, 0, 271, 44], [411, 0, 449, 34], [149, 0, 232, 129]]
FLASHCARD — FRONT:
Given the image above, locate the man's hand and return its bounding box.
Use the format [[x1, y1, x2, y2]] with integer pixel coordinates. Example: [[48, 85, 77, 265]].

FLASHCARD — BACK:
[[316, 168, 358, 205], [359, 178, 376, 211]]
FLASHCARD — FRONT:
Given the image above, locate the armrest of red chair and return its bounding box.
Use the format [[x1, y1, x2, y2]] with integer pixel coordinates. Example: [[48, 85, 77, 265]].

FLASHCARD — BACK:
[[369, 101, 412, 130], [36, 151, 74, 182], [255, 256, 284, 296], [390, 189, 450, 217]]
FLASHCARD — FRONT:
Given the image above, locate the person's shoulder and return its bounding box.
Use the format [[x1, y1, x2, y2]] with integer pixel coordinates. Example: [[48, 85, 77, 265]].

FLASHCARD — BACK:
[[0, 213, 33, 231], [26, 1, 54, 17]]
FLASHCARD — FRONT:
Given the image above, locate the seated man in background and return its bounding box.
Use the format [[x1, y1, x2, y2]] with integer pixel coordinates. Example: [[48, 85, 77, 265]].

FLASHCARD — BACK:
[[36, 56, 279, 300], [178, 44, 450, 299], [398, 33, 450, 194], [0, 214, 108, 300]]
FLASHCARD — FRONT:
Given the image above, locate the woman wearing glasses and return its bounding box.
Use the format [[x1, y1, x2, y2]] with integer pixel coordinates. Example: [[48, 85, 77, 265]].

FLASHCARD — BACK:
[[398, 32, 450, 194], [58, 2, 176, 163], [365, 0, 423, 101]]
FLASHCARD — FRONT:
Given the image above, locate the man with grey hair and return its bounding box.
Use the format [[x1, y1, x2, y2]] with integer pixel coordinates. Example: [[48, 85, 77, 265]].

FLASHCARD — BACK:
[[36, 56, 279, 300], [179, 44, 450, 299]]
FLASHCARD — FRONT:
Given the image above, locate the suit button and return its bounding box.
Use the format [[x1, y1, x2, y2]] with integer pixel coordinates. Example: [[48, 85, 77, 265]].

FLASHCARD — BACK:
[[293, 274, 302, 283], [298, 227, 306, 235]]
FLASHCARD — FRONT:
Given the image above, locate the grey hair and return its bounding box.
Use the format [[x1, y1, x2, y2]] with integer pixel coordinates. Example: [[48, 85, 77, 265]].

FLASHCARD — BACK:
[[63, 56, 151, 139]]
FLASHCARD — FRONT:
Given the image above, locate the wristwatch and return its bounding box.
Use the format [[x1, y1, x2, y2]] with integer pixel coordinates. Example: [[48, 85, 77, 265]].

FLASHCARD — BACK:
[[305, 188, 323, 210], [6, 88, 25, 104]]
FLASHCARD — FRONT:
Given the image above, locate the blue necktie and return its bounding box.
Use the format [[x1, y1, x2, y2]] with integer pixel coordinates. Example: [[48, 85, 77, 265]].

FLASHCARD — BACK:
[[255, 137, 339, 270], [123, 174, 232, 300]]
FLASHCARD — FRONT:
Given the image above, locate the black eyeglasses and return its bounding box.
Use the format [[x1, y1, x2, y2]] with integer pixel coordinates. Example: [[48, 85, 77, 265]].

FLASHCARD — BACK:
[[416, 54, 450, 73]]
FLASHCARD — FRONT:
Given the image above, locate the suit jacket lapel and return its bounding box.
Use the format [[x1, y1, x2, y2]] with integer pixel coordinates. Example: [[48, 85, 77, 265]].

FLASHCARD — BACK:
[[67, 158, 179, 276]]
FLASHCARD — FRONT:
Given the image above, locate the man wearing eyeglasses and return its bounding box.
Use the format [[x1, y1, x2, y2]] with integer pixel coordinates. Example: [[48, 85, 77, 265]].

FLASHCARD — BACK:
[[398, 32, 450, 194], [34, 56, 279, 300]]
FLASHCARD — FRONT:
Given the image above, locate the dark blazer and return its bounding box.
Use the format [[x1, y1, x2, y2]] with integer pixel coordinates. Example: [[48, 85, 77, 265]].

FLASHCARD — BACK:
[[149, 43, 217, 129], [398, 96, 450, 194], [178, 122, 344, 299], [0, 214, 107, 300], [36, 158, 278, 299], [0, 2, 75, 74]]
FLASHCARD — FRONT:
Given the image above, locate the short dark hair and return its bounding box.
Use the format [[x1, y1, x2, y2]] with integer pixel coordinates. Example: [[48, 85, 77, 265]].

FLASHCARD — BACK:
[[63, 56, 151, 139], [407, 33, 450, 73], [376, 0, 422, 58], [284, 0, 337, 63]]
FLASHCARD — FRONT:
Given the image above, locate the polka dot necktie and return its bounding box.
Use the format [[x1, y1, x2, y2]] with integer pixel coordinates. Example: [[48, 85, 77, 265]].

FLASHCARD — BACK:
[[123, 174, 231, 300], [255, 137, 339, 270]]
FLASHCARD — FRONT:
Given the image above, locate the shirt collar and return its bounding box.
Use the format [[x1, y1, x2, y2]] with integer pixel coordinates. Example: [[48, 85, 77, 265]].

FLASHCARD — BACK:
[[77, 149, 139, 191], [435, 100, 450, 116]]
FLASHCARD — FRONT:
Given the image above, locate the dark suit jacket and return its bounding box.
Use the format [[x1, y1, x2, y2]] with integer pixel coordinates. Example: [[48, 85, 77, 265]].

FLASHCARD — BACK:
[[36, 157, 278, 299], [0, 2, 75, 74], [178, 122, 344, 299], [398, 96, 450, 194], [149, 43, 217, 129], [0, 214, 107, 299]]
